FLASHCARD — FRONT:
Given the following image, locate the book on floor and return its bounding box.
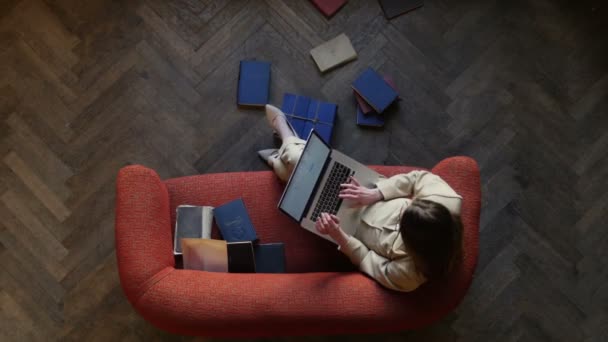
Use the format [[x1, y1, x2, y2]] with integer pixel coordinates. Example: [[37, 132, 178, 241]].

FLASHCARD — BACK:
[[281, 93, 337, 144], [310, 33, 357, 73], [378, 0, 424, 20], [214, 198, 258, 243], [354, 74, 400, 114], [352, 67, 398, 113], [254, 243, 286, 273], [356, 105, 385, 127], [173, 205, 214, 255], [310, 0, 348, 18], [237, 60, 271, 107], [182, 239, 255, 273]]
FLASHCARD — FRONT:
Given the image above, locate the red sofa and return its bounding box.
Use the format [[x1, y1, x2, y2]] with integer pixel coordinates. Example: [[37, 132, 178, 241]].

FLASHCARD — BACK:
[[115, 157, 480, 337]]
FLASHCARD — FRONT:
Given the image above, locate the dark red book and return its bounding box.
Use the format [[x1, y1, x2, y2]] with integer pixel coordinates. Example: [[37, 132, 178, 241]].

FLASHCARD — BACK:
[[310, 0, 348, 18]]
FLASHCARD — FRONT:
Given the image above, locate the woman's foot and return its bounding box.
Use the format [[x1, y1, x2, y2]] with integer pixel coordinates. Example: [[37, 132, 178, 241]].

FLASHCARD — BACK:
[[257, 149, 279, 166], [265, 104, 299, 141]]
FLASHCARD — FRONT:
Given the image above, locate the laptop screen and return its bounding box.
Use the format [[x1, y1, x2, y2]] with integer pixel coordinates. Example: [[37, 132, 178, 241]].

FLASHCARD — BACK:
[[279, 131, 330, 221]]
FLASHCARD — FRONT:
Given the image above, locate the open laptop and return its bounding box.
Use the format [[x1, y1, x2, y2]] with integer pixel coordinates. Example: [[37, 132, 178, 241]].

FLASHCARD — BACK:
[[278, 130, 381, 243]]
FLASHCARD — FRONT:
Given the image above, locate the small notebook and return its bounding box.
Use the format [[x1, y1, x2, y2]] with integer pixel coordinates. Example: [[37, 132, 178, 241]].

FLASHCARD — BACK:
[[352, 67, 398, 113], [214, 198, 258, 243], [254, 243, 286, 273], [173, 205, 214, 255], [356, 105, 385, 127], [379, 0, 424, 20], [310, 0, 348, 18], [310, 33, 357, 73], [237, 60, 271, 107]]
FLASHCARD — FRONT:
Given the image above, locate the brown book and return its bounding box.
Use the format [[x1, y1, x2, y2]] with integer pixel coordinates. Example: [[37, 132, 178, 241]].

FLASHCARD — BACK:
[[182, 239, 256, 273], [310, 33, 357, 73]]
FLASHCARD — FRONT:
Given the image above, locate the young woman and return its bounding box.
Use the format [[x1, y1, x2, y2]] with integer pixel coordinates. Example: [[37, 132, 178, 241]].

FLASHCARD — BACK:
[[258, 105, 463, 292]]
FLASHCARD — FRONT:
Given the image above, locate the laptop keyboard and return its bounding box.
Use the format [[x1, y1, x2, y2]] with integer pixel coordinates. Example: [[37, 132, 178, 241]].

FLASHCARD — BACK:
[[311, 162, 354, 222]]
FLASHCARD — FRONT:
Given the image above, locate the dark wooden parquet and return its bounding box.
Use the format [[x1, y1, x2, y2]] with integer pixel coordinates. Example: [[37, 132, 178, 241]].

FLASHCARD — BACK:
[[0, 0, 607, 341]]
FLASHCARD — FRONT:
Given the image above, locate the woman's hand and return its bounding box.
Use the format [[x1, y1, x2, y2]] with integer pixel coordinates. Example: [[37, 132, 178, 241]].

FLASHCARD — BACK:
[[339, 177, 383, 207], [315, 213, 349, 246]]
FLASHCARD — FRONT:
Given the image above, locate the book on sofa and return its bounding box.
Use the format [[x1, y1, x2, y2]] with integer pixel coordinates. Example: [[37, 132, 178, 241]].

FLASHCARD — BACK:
[[280, 93, 337, 144], [237, 60, 271, 107], [254, 243, 286, 273], [173, 205, 214, 255], [214, 198, 258, 243], [182, 238, 255, 273]]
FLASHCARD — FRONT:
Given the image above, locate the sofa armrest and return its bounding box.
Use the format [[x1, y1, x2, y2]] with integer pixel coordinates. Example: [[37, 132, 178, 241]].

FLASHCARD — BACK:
[[431, 156, 481, 294], [115, 165, 174, 305], [135, 270, 427, 337]]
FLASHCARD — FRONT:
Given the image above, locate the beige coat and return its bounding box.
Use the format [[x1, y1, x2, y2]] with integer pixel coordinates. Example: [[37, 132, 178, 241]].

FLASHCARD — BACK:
[[271, 137, 462, 292], [339, 171, 462, 292]]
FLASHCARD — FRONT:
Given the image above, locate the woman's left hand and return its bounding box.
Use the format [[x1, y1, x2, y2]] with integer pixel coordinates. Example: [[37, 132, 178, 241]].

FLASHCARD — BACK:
[[315, 213, 349, 246]]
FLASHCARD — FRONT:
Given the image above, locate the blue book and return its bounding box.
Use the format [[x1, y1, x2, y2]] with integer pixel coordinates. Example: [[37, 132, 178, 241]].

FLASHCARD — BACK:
[[280, 93, 337, 144], [356, 105, 384, 127], [351, 67, 398, 113], [253, 243, 286, 273], [214, 198, 258, 243], [237, 61, 271, 107]]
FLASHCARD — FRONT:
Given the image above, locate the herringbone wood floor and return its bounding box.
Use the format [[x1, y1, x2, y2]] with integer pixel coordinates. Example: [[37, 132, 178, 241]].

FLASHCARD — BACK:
[[0, 0, 606, 340]]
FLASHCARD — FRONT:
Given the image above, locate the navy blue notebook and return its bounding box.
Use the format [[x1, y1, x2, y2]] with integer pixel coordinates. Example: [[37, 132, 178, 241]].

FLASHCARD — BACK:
[[351, 67, 398, 113], [356, 105, 384, 127], [280, 93, 337, 144], [254, 243, 286, 273], [214, 198, 258, 242], [237, 61, 271, 107]]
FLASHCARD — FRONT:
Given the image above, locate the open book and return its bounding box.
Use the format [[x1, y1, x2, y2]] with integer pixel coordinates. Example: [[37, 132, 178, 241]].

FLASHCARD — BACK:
[[173, 205, 214, 255]]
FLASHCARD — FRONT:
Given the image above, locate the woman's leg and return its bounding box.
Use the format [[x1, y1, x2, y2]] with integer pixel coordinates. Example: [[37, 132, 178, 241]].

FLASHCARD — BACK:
[[264, 105, 306, 182]]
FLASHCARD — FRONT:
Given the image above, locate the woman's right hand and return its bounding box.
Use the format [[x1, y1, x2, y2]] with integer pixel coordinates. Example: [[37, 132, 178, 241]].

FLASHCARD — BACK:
[[339, 177, 384, 207]]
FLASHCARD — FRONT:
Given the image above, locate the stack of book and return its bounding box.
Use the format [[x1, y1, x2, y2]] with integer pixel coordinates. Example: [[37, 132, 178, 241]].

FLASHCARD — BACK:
[[174, 198, 286, 274], [281, 93, 338, 144], [352, 67, 400, 128]]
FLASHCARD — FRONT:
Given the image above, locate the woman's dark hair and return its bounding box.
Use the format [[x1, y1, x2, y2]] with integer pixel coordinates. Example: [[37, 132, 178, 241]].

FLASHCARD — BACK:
[[400, 199, 462, 280]]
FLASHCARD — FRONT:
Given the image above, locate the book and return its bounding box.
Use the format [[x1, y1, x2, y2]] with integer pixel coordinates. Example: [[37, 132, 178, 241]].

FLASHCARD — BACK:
[[237, 60, 271, 107], [352, 67, 398, 113], [214, 198, 258, 243], [310, 0, 348, 18], [310, 33, 357, 73], [356, 105, 385, 127], [378, 0, 424, 20], [227, 241, 256, 273], [254, 243, 286, 273], [281, 93, 337, 144], [354, 75, 400, 114], [173, 205, 214, 255], [182, 239, 256, 273]]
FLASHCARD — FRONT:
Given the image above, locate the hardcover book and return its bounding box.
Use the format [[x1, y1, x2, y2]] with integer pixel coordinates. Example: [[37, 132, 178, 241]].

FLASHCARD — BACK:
[[352, 67, 398, 113], [173, 205, 214, 255], [182, 239, 256, 273], [310, 33, 357, 73], [354, 75, 400, 114], [379, 0, 424, 20], [310, 0, 348, 18], [254, 243, 286, 273], [281, 93, 337, 144], [237, 60, 271, 107], [214, 198, 258, 243], [356, 105, 385, 127]]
